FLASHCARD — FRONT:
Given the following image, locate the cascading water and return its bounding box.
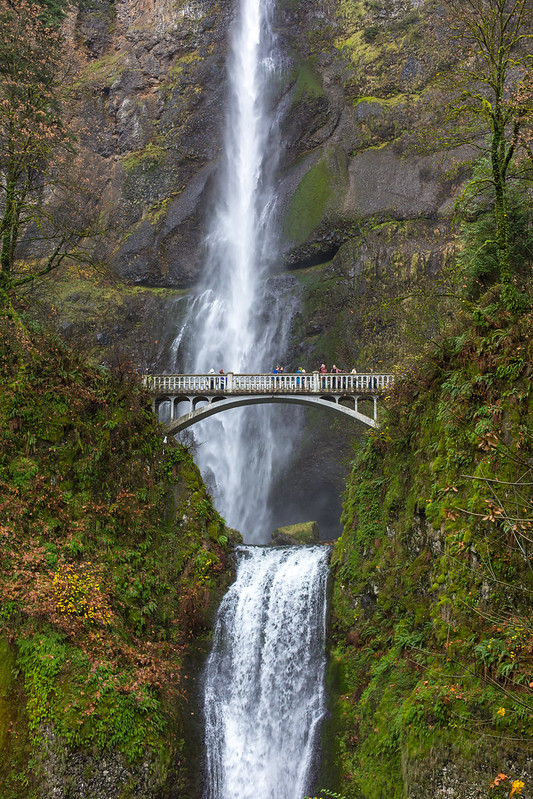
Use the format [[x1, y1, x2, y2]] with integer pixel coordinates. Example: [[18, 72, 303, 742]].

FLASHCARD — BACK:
[[204, 546, 330, 799], [172, 0, 298, 542]]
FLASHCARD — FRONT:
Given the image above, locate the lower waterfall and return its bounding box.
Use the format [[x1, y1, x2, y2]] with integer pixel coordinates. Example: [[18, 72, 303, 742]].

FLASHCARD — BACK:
[[203, 546, 330, 799]]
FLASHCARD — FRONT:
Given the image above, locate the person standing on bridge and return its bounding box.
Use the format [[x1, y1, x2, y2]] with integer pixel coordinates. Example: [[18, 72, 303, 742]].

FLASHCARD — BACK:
[[297, 367, 307, 388]]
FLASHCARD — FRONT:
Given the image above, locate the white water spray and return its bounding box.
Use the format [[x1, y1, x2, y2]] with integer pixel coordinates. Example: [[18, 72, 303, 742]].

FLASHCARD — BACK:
[[174, 0, 296, 541], [204, 546, 329, 799]]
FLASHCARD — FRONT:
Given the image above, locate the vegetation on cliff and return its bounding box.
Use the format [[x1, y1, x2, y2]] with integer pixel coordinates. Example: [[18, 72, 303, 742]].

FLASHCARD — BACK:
[[0, 315, 237, 797], [325, 4, 533, 777], [330, 285, 533, 797]]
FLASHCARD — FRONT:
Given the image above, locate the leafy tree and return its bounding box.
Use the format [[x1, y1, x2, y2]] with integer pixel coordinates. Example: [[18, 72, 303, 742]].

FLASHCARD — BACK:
[[0, 0, 99, 310], [442, 0, 533, 306]]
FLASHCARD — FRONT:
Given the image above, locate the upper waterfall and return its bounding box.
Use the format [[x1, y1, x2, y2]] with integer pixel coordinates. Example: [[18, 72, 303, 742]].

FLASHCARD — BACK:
[[171, 0, 298, 542], [203, 546, 330, 799]]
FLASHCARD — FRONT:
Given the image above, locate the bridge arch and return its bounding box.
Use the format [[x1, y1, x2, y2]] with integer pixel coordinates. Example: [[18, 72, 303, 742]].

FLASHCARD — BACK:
[[145, 372, 393, 434], [164, 393, 378, 434]]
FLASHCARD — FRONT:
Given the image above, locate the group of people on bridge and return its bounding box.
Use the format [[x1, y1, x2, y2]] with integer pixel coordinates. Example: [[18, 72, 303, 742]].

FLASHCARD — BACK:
[[196, 363, 384, 392], [270, 362, 380, 390]]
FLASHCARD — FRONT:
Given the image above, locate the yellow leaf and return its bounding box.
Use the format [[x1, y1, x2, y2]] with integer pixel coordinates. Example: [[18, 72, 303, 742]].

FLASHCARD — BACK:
[[510, 779, 525, 797]]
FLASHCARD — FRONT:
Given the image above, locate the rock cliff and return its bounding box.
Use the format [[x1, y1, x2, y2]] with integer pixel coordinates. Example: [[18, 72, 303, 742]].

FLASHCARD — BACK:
[[52, 0, 465, 350]]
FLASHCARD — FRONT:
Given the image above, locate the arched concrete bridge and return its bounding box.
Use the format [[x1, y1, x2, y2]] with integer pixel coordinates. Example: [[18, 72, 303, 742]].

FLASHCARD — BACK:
[[143, 372, 394, 432]]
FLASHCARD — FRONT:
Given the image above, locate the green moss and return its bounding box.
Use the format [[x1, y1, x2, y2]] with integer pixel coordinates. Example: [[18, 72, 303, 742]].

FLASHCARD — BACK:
[[283, 158, 330, 245], [78, 51, 127, 85], [291, 58, 326, 102], [123, 143, 166, 175], [337, 0, 365, 29], [271, 521, 319, 545], [353, 93, 410, 108], [283, 150, 348, 246], [336, 28, 383, 63], [166, 50, 202, 84], [146, 193, 182, 225], [0, 640, 34, 799]]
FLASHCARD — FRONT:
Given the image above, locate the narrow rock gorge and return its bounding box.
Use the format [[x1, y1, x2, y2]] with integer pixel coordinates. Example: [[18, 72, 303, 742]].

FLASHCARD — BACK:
[[1, 0, 532, 796]]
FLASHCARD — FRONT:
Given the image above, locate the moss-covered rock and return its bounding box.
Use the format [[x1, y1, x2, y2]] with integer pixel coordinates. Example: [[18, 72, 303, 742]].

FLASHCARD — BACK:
[[326, 294, 533, 798], [271, 520, 320, 545], [24, 268, 187, 371]]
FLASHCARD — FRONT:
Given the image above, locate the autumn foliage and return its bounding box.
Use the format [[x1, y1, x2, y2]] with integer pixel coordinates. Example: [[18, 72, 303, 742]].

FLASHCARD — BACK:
[[0, 0, 100, 304], [0, 316, 234, 760]]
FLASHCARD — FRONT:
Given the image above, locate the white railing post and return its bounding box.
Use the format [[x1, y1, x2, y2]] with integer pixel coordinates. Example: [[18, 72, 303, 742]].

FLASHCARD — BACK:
[[226, 372, 234, 392], [312, 371, 319, 391]]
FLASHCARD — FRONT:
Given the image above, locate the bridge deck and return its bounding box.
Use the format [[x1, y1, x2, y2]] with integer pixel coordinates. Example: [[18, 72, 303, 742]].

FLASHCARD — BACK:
[[143, 372, 393, 396]]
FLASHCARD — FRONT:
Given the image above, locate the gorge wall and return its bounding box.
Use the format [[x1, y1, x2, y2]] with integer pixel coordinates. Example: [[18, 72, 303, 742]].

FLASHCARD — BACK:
[[55, 0, 464, 357], [4, 0, 532, 795], [326, 299, 533, 799]]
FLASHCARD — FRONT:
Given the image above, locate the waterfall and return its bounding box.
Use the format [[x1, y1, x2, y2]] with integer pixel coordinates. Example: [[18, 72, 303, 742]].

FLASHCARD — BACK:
[[203, 546, 329, 799], [172, 0, 297, 542]]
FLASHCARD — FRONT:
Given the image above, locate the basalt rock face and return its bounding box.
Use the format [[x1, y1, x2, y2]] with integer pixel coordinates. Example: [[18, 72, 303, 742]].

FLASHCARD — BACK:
[[66, 0, 232, 289], [66, 0, 462, 302]]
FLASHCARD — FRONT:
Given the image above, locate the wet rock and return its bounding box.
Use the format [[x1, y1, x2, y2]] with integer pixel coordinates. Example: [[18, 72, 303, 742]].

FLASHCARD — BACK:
[[37, 725, 157, 799]]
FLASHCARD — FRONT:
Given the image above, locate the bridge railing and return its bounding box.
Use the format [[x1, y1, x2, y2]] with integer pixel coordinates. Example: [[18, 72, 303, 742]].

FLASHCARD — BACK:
[[143, 372, 394, 394]]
